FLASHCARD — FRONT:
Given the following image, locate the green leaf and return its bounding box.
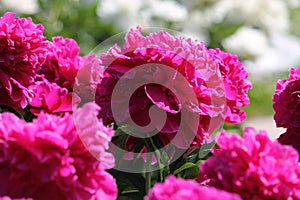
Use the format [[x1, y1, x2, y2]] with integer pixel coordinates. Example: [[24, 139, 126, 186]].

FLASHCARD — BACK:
[[198, 141, 216, 159], [173, 162, 198, 175]]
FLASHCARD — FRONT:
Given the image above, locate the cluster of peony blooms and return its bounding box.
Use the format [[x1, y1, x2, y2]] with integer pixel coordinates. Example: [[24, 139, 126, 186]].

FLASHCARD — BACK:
[[0, 11, 299, 200], [146, 128, 300, 200], [199, 128, 300, 199], [0, 12, 117, 200]]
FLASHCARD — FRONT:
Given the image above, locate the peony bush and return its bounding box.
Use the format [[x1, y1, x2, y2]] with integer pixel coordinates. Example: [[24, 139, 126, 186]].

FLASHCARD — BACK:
[[0, 11, 299, 200], [199, 128, 300, 199]]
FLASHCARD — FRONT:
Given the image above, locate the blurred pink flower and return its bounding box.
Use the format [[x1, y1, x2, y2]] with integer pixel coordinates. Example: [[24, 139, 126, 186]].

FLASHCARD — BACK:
[[145, 175, 241, 200], [0, 103, 117, 200], [96, 27, 251, 150], [0, 12, 47, 110], [199, 127, 300, 200]]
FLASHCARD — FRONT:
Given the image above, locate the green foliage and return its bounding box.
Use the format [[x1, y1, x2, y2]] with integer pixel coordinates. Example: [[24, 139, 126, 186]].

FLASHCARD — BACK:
[[244, 72, 289, 118], [1, 0, 117, 55]]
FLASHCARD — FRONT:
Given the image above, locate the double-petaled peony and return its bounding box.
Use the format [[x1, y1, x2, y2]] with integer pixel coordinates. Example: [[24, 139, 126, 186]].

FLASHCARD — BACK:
[[199, 128, 300, 200], [145, 175, 241, 200], [0, 103, 117, 200], [208, 48, 251, 124], [273, 66, 300, 153], [96, 27, 251, 151], [273, 66, 300, 129], [28, 79, 74, 114], [29, 36, 82, 114], [0, 12, 47, 110], [38, 36, 82, 91], [74, 54, 104, 105]]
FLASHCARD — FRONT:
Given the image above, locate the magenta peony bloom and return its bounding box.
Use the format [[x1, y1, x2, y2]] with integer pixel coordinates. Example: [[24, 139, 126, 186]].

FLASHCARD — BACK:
[[208, 48, 251, 124], [29, 36, 83, 114], [0, 12, 47, 110], [74, 54, 104, 105], [273, 66, 300, 129], [145, 175, 241, 200], [38, 36, 82, 91], [273, 66, 300, 154], [95, 27, 251, 150], [28, 79, 74, 114], [0, 103, 117, 200], [199, 128, 300, 200]]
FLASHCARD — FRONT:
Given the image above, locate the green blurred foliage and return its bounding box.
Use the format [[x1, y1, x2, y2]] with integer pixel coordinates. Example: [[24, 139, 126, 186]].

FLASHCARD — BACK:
[[1, 0, 117, 55], [243, 72, 289, 118]]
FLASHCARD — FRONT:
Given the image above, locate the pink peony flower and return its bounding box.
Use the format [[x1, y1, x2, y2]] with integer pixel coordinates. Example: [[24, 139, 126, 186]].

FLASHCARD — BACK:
[[95, 27, 251, 150], [38, 36, 82, 91], [0, 103, 117, 200], [199, 127, 300, 200], [144, 175, 241, 200], [273, 66, 300, 154], [0, 12, 47, 110], [28, 79, 75, 114], [207, 48, 251, 124], [74, 54, 104, 105], [273, 66, 300, 129], [29, 36, 83, 114]]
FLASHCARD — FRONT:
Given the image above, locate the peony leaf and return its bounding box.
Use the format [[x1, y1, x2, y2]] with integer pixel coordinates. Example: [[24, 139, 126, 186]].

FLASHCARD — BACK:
[[198, 140, 215, 159]]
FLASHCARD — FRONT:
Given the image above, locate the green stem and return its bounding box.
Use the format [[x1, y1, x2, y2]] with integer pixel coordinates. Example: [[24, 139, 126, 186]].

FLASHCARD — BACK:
[[144, 139, 152, 195], [145, 166, 151, 195], [149, 138, 169, 182]]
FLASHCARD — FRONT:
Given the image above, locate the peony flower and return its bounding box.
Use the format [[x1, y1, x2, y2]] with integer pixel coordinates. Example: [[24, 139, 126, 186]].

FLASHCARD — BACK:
[[96, 27, 251, 151], [29, 36, 82, 114], [272, 66, 300, 153], [0, 103, 117, 200], [74, 54, 104, 105], [207, 48, 251, 124], [273, 66, 300, 129], [199, 127, 300, 200], [38, 36, 82, 91], [28, 79, 75, 115], [144, 175, 241, 200], [0, 12, 47, 110]]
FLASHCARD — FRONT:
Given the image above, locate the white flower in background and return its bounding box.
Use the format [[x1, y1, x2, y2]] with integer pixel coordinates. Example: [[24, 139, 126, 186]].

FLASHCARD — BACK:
[[143, 0, 188, 25], [97, 0, 147, 30], [1, 0, 39, 14], [97, 0, 187, 30], [246, 34, 300, 74], [286, 0, 300, 8], [222, 27, 269, 58], [181, 11, 210, 42], [223, 0, 289, 33]]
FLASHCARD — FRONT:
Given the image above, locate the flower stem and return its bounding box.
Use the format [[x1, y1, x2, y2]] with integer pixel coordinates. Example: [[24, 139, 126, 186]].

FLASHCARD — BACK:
[[144, 138, 152, 195], [145, 167, 151, 195]]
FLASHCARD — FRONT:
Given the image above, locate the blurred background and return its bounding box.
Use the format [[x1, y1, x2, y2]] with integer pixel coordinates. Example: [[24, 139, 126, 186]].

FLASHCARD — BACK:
[[2, 0, 300, 139]]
